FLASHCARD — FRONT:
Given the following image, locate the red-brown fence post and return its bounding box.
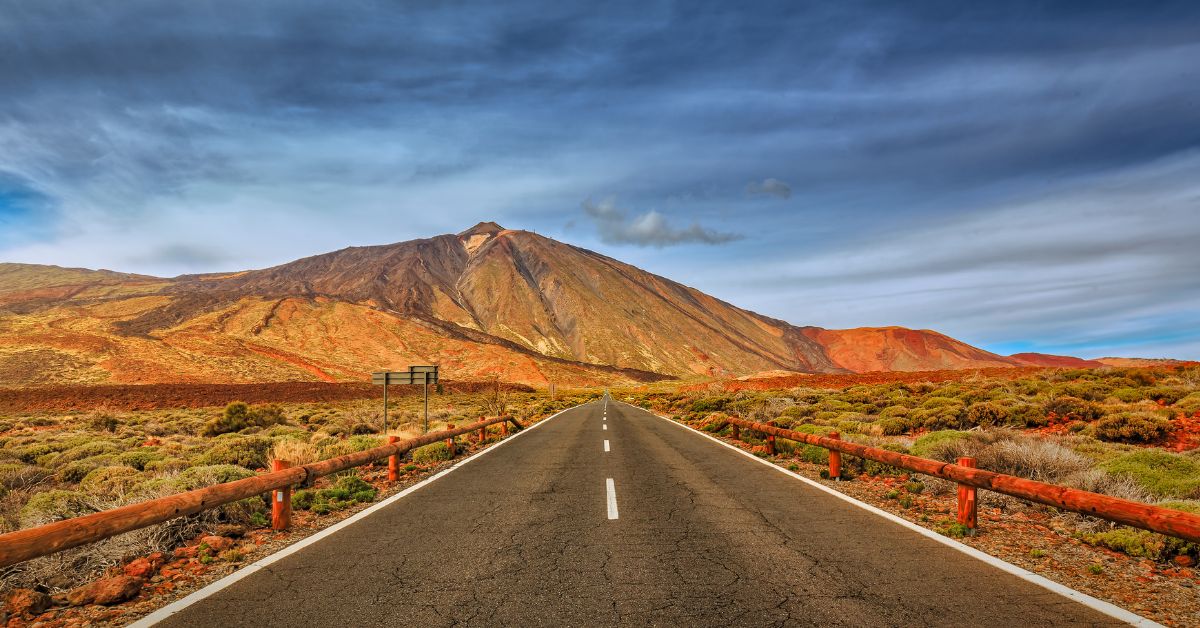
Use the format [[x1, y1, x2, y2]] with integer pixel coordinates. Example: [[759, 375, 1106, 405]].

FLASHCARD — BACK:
[[732, 424, 740, 441], [766, 433, 776, 455], [957, 457, 978, 531], [446, 424, 456, 457], [478, 426, 486, 445], [501, 417, 509, 436], [271, 459, 292, 531], [387, 436, 399, 482], [828, 432, 841, 481]]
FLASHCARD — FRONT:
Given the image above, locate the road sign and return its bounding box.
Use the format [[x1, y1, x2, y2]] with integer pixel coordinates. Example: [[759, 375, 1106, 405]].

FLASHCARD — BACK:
[[372, 371, 437, 385], [371, 365, 440, 433]]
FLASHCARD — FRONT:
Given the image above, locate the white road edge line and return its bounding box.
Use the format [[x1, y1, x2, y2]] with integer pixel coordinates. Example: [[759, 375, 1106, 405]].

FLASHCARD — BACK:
[[606, 478, 619, 520], [131, 404, 582, 627], [604, 439, 610, 452], [617, 401, 1159, 628]]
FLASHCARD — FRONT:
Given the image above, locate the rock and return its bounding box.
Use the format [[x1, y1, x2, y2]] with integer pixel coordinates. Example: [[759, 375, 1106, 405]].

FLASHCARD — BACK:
[[67, 575, 143, 606], [6, 589, 51, 616], [123, 552, 166, 579], [211, 524, 247, 538], [1173, 555, 1196, 568], [199, 535, 234, 552], [173, 545, 198, 559]]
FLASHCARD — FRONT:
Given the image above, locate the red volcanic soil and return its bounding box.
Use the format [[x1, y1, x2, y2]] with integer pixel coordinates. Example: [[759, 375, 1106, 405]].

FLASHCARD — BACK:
[[0, 381, 535, 412], [688, 367, 1053, 393], [1008, 353, 1104, 368]]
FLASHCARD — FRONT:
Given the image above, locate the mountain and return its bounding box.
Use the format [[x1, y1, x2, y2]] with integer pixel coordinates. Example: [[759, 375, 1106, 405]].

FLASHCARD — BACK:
[[1008, 353, 1105, 368], [0, 223, 1097, 387]]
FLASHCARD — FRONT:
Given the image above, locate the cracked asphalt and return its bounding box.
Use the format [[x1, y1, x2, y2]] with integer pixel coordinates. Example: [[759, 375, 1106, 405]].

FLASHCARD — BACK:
[[153, 397, 1126, 627]]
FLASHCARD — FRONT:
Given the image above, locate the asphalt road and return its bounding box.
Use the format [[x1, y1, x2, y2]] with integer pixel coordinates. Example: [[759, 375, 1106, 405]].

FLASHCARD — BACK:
[[151, 396, 1126, 627]]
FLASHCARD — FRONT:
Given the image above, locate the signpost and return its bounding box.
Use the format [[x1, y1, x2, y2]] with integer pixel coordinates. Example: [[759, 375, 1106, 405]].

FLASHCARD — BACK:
[[371, 365, 439, 433]]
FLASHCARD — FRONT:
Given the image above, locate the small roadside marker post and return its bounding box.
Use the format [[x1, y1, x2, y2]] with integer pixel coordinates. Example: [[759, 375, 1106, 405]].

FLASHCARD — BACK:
[[828, 432, 842, 481], [957, 457, 978, 532]]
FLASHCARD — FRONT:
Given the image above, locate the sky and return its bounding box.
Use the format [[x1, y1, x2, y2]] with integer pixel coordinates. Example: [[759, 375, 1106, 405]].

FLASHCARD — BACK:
[[1, 1, 1199, 360]]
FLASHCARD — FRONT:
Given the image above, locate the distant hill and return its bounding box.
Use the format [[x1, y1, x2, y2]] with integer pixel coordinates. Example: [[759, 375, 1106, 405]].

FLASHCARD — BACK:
[[1007, 353, 1105, 368], [0, 223, 1125, 386]]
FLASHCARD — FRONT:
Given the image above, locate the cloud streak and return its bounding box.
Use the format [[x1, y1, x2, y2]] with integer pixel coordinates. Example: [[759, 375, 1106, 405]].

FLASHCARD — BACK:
[[581, 198, 742, 247], [745, 178, 792, 199]]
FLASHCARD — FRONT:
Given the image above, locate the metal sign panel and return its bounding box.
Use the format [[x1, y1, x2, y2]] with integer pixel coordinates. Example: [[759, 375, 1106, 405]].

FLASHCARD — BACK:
[[372, 369, 438, 385]]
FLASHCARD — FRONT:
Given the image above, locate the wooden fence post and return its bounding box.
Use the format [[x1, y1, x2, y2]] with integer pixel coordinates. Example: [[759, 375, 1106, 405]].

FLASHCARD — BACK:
[[732, 424, 740, 441], [828, 432, 841, 481], [446, 424, 456, 457], [271, 459, 292, 531], [957, 457, 978, 531], [387, 436, 399, 483], [501, 418, 509, 436], [478, 426, 486, 445], [766, 433, 776, 455]]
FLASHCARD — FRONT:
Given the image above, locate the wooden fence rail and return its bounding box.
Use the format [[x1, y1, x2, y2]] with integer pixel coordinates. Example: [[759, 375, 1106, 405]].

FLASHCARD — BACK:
[[713, 415, 1200, 543], [0, 416, 522, 569]]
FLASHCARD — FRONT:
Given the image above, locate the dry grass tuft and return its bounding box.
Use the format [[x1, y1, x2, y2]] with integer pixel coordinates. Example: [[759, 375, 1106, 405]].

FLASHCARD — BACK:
[[270, 439, 319, 466]]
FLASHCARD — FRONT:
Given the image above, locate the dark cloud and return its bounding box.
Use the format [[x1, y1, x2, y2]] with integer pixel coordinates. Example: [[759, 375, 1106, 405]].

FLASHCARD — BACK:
[[582, 198, 742, 247], [745, 178, 792, 199]]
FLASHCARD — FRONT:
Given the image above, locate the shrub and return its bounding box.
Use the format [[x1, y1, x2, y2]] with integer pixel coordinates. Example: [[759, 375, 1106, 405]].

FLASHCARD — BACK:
[[172, 465, 256, 491], [80, 466, 142, 496], [0, 464, 51, 491], [55, 442, 120, 465], [270, 439, 318, 466], [1090, 412, 1171, 444], [1174, 393, 1200, 415], [203, 402, 288, 437], [965, 402, 1009, 427], [798, 445, 829, 465], [20, 490, 94, 527], [87, 413, 119, 432], [910, 431, 970, 458], [1043, 396, 1103, 421], [117, 448, 163, 471], [56, 456, 115, 483], [1079, 502, 1199, 561], [198, 436, 274, 469], [1101, 451, 1200, 499], [411, 442, 453, 464]]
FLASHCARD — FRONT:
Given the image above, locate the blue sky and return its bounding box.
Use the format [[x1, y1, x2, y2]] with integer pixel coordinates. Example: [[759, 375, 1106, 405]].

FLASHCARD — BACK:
[[1, 1, 1198, 359]]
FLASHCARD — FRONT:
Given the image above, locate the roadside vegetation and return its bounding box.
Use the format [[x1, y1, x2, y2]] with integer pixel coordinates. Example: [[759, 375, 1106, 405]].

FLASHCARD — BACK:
[[617, 365, 1200, 564], [0, 386, 596, 599]]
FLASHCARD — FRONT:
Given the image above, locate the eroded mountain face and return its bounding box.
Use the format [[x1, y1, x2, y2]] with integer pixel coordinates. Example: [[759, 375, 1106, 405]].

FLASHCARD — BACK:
[[0, 223, 1022, 386]]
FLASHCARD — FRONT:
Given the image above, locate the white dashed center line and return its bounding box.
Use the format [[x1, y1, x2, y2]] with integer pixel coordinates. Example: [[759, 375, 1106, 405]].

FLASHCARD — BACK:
[[603, 424, 607, 430], [603, 439, 610, 452], [606, 478, 619, 520]]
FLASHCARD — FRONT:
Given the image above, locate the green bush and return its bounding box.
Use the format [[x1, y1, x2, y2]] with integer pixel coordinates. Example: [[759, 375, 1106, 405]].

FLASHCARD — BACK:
[[203, 401, 288, 436], [80, 466, 142, 495], [1043, 396, 1103, 421], [117, 448, 163, 471], [173, 465, 256, 491], [55, 456, 116, 483], [798, 444, 829, 465], [20, 490, 94, 526], [965, 402, 1009, 427], [1174, 393, 1200, 415], [1079, 502, 1199, 560], [1090, 412, 1172, 444], [198, 436, 274, 469], [910, 430, 970, 458], [1101, 452, 1200, 499], [411, 442, 454, 463]]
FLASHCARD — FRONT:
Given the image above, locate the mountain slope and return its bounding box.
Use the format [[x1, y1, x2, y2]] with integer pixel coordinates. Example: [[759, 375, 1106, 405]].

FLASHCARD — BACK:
[[0, 223, 1044, 386]]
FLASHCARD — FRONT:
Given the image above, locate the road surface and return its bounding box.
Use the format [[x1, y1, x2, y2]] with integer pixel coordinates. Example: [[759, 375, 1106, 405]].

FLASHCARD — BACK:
[[151, 396, 1126, 627]]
